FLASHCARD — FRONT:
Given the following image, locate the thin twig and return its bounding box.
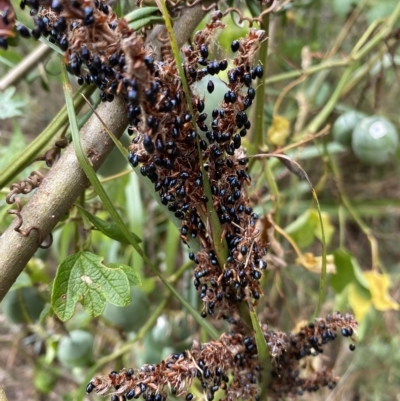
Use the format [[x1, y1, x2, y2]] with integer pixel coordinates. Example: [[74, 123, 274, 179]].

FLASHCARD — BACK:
[[0, 43, 52, 91]]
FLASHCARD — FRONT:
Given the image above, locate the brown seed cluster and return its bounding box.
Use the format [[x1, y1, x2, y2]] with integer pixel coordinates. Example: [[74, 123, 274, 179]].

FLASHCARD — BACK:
[[126, 15, 268, 317], [265, 312, 358, 397], [86, 313, 357, 401], [87, 332, 261, 401]]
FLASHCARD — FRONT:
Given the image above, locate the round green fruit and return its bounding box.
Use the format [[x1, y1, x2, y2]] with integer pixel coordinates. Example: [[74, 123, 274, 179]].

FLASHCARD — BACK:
[[332, 110, 366, 147], [2, 287, 45, 324], [102, 287, 150, 332], [57, 330, 94, 368], [352, 116, 399, 165]]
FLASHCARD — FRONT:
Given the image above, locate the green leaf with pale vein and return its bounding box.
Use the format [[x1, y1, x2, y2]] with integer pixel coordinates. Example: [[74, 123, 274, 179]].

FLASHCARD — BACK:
[[51, 251, 133, 321]]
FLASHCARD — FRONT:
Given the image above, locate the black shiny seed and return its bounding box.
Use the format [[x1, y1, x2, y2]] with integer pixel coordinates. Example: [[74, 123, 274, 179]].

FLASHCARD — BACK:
[[228, 72, 236, 83], [127, 89, 138, 105], [86, 383, 95, 393], [126, 389, 135, 399], [83, 6, 94, 25], [197, 113, 208, 123], [186, 393, 193, 401], [255, 65, 263, 78], [233, 134, 241, 149], [219, 59, 228, 71], [171, 127, 179, 139], [224, 91, 237, 104], [58, 36, 68, 51], [231, 40, 240, 52], [349, 344, 356, 351], [207, 62, 216, 75], [200, 44, 208, 58], [207, 80, 214, 93], [198, 57, 207, 66], [144, 56, 154, 71], [197, 99, 205, 112], [143, 135, 155, 153], [31, 27, 41, 40], [147, 116, 159, 129], [16, 24, 30, 38], [248, 87, 256, 100], [200, 139, 208, 150], [244, 73, 252, 87], [341, 328, 350, 337], [243, 97, 252, 110]]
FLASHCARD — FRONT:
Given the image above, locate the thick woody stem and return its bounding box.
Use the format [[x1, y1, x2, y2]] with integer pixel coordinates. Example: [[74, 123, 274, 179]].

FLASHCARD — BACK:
[[0, 3, 206, 302]]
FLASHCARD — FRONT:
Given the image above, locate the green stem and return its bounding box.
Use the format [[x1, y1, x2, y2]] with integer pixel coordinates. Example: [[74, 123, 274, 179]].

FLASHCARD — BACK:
[[329, 156, 380, 270], [0, 84, 95, 190], [253, 9, 270, 151], [311, 188, 327, 319], [264, 58, 348, 85], [301, 65, 355, 136], [351, 2, 400, 60], [253, 10, 281, 221]]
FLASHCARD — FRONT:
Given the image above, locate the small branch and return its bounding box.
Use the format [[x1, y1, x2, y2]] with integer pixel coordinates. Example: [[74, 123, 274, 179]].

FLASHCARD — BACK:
[[0, 43, 52, 91], [0, 4, 207, 303]]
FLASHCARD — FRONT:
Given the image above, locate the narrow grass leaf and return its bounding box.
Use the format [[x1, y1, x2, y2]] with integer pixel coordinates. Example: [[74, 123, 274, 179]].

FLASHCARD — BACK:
[[51, 251, 131, 320], [77, 205, 142, 245], [249, 306, 271, 389]]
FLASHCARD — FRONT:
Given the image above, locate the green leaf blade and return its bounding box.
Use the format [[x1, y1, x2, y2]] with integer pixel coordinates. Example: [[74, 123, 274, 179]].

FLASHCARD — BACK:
[[108, 262, 142, 287], [78, 206, 142, 244], [51, 251, 131, 321]]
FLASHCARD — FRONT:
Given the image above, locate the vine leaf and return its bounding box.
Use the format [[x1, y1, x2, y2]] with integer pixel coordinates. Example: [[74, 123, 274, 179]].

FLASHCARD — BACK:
[[51, 251, 140, 321], [0, 87, 27, 119], [77, 205, 142, 245]]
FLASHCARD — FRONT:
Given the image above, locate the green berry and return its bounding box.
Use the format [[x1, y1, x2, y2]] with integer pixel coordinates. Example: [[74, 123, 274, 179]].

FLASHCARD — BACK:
[[57, 330, 94, 368], [352, 115, 398, 165], [332, 110, 366, 147], [102, 287, 150, 332], [2, 287, 45, 324]]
